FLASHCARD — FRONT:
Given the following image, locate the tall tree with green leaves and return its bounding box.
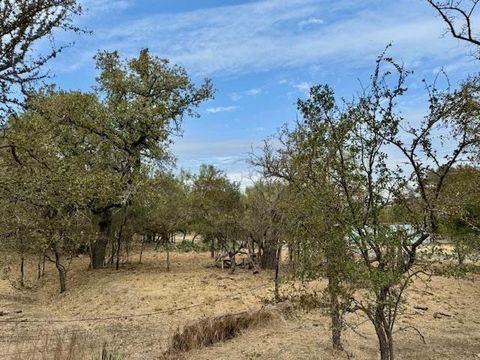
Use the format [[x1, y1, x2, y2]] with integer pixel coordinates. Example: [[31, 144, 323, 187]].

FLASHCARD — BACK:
[[244, 181, 286, 270], [254, 86, 356, 351], [76, 49, 213, 268], [131, 172, 189, 270], [0, 90, 102, 292], [256, 49, 479, 359], [190, 164, 245, 270]]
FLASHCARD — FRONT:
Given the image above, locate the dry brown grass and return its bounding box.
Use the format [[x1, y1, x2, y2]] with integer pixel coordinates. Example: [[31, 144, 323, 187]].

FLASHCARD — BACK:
[[0, 248, 479, 359], [1, 332, 120, 360]]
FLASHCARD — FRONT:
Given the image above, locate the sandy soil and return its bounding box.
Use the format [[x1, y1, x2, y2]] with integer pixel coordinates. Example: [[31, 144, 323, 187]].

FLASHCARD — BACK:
[[0, 250, 479, 359]]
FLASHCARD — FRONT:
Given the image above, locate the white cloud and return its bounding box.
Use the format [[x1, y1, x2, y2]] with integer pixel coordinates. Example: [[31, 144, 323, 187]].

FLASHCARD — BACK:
[[298, 17, 324, 29], [205, 105, 237, 113], [229, 93, 242, 101], [172, 138, 262, 190], [294, 81, 312, 93], [173, 138, 259, 159], [226, 171, 260, 191], [215, 156, 242, 164], [245, 88, 262, 96], [58, 0, 471, 77], [229, 88, 262, 101]]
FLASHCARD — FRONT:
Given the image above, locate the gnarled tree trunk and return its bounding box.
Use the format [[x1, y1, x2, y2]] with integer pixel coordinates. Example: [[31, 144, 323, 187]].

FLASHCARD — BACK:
[[53, 245, 67, 293], [373, 289, 394, 360], [328, 276, 343, 351], [228, 251, 237, 274], [91, 212, 112, 269], [261, 241, 277, 270]]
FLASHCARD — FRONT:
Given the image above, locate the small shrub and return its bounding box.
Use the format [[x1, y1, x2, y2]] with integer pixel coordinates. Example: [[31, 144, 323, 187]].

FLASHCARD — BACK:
[[174, 241, 209, 253], [244, 351, 262, 359], [261, 284, 326, 311]]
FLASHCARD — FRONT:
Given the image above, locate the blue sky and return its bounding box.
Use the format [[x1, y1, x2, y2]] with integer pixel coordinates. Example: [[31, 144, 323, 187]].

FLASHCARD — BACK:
[[45, 0, 477, 187]]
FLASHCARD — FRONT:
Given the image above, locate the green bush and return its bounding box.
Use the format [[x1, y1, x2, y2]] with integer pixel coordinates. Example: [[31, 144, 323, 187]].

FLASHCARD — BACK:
[[175, 241, 209, 253]]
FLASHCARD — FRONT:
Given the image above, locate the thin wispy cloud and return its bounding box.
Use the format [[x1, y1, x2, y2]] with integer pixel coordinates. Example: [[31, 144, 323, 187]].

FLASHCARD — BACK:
[[47, 0, 477, 184], [57, 0, 472, 77], [173, 138, 261, 157], [230, 88, 262, 101], [298, 17, 324, 29], [205, 106, 237, 113], [245, 88, 262, 96], [294, 81, 312, 93]]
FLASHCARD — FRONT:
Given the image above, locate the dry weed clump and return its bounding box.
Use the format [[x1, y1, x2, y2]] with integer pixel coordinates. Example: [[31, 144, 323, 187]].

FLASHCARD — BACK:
[[167, 302, 293, 354]]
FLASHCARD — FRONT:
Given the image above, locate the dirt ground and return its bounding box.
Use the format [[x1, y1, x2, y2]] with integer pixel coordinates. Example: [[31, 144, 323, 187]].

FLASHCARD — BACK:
[[0, 249, 479, 359]]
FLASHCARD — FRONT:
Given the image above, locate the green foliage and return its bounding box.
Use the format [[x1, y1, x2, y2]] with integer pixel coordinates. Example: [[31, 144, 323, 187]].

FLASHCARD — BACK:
[[131, 172, 189, 239], [189, 164, 244, 255], [174, 240, 209, 253], [436, 166, 480, 264], [0, 48, 213, 290], [255, 49, 480, 358], [243, 180, 292, 269]]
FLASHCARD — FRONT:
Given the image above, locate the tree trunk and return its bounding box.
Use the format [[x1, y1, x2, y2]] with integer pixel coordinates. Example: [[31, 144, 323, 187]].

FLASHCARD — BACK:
[[36, 251, 46, 279], [37, 253, 42, 280], [116, 232, 121, 270], [261, 242, 277, 270], [166, 242, 171, 272], [373, 296, 394, 360], [18, 230, 25, 287], [91, 213, 112, 269], [290, 242, 297, 275], [116, 206, 128, 270], [92, 238, 108, 269], [110, 238, 115, 265], [165, 235, 170, 271], [19, 254, 25, 288], [210, 236, 215, 258], [192, 233, 199, 244], [41, 253, 46, 277], [247, 245, 260, 274], [139, 234, 146, 264], [374, 321, 394, 360], [229, 252, 237, 274], [274, 245, 282, 301], [53, 247, 66, 293], [328, 276, 343, 351]]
